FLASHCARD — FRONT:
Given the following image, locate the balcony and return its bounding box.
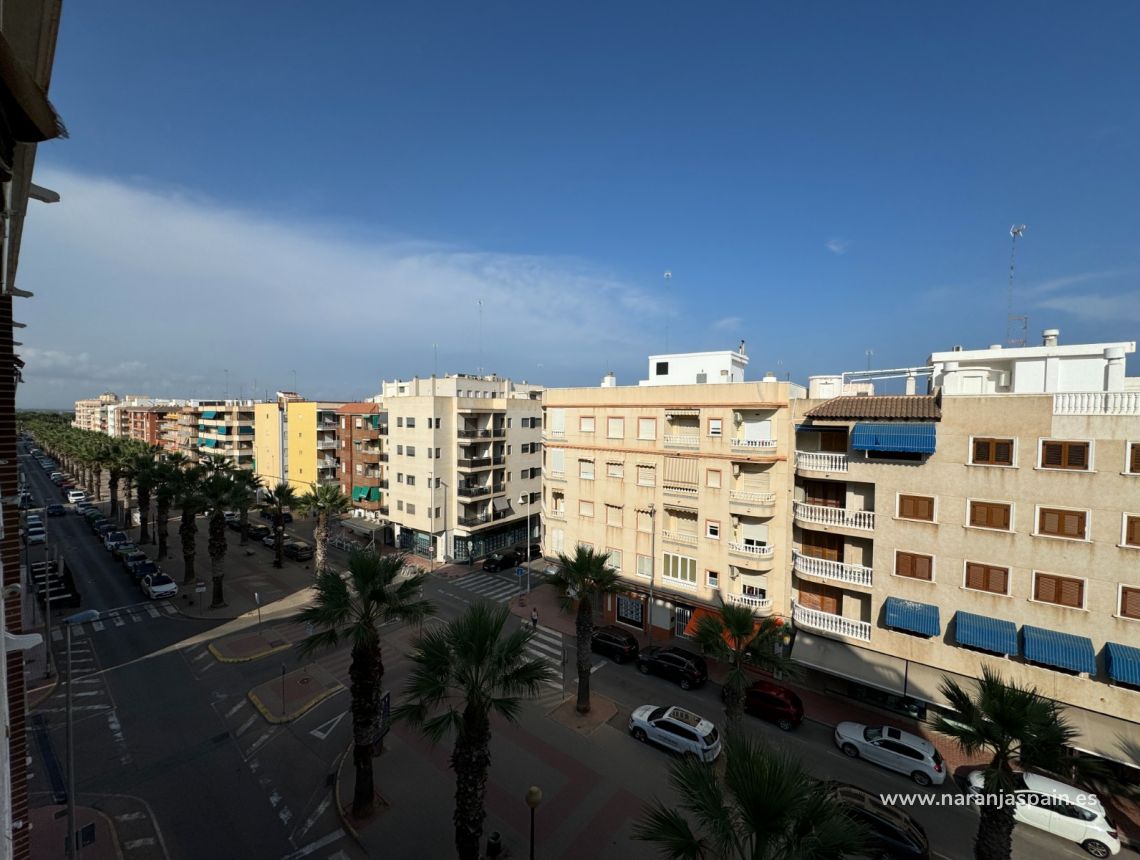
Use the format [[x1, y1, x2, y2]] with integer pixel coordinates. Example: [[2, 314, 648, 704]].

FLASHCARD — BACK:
[[357, 449, 380, 463], [731, 438, 777, 452], [662, 484, 698, 500], [725, 593, 773, 615], [545, 469, 566, 481], [795, 451, 849, 473], [543, 430, 565, 441], [317, 438, 337, 450], [456, 483, 505, 499], [728, 542, 774, 561], [662, 530, 698, 547], [1053, 391, 1140, 416], [792, 550, 873, 588], [545, 506, 566, 521], [793, 501, 874, 532], [792, 601, 872, 642], [456, 509, 511, 528], [457, 428, 506, 439], [664, 434, 700, 449], [729, 490, 776, 512], [318, 458, 338, 469], [457, 457, 494, 469]]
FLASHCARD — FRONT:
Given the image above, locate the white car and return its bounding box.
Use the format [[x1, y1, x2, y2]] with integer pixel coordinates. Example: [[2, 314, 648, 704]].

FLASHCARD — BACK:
[[966, 770, 1120, 857], [141, 573, 178, 600], [834, 722, 946, 786], [25, 526, 46, 545], [628, 705, 722, 762], [66, 489, 87, 504]]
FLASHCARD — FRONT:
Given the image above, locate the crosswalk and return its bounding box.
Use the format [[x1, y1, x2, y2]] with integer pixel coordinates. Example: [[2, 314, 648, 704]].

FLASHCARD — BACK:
[[447, 572, 527, 603], [49, 600, 177, 641], [523, 621, 566, 693]]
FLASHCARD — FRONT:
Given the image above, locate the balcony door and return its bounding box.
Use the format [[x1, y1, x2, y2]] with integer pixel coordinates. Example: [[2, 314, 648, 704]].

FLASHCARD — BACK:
[[797, 579, 841, 614], [819, 430, 848, 452], [800, 530, 843, 562], [804, 480, 845, 508]]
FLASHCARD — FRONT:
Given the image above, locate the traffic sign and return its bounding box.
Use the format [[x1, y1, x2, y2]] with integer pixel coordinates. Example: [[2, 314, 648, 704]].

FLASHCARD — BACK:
[[516, 566, 527, 577], [195, 581, 207, 594]]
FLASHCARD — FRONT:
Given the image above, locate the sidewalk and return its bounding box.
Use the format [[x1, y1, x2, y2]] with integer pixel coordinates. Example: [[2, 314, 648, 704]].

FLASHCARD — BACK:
[[29, 805, 120, 859]]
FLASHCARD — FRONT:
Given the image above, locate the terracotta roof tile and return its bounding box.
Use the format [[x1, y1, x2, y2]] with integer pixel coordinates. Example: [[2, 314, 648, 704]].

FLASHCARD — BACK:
[[804, 395, 941, 421], [336, 402, 381, 415]]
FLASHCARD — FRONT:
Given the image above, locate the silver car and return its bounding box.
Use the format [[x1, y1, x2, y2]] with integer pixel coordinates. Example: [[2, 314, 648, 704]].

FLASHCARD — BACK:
[[834, 722, 946, 786], [629, 705, 722, 762]]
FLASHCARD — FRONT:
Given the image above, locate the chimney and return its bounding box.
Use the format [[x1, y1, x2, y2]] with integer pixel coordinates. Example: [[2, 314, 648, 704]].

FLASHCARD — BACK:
[[1042, 329, 1060, 347]]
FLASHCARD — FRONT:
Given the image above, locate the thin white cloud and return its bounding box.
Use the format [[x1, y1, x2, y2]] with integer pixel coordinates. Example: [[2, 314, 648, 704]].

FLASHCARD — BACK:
[[825, 238, 850, 255], [712, 316, 743, 331], [1036, 292, 1140, 324], [1021, 269, 1131, 297]]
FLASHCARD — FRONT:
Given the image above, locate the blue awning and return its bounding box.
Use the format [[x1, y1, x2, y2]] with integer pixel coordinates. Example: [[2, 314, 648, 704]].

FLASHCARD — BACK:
[[884, 596, 940, 637], [953, 611, 1018, 656], [200, 410, 218, 420], [852, 423, 936, 454], [1022, 625, 1096, 674], [1105, 642, 1140, 686]]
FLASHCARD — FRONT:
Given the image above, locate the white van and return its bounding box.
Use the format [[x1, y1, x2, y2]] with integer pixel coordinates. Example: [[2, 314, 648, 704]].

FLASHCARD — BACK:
[[67, 489, 87, 504]]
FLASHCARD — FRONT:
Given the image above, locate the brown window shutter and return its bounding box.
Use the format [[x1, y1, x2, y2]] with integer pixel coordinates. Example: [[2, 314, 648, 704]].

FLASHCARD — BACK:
[[918, 497, 933, 521], [987, 566, 1008, 594], [1131, 443, 1140, 474], [1059, 577, 1083, 608], [899, 496, 915, 519], [1062, 511, 1086, 538], [1040, 509, 1060, 535], [897, 552, 913, 578], [1067, 443, 1088, 468], [973, 439, 991, 463], [1122, 587, 1140, 619], [1126, 516, 1140, 547], [1035, 574, 1058, 603], [914, 554, 932, 581], [969, 502, 987, 527], [994, 441, 1012, 465], [1043, 442, 1063, 467], [966, 563, 984, 590], [990, 503, 1010, 530]]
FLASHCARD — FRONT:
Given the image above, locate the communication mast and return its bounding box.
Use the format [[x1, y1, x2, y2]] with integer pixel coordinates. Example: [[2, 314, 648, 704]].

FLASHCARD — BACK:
[[1006, 224, 1028, 347]]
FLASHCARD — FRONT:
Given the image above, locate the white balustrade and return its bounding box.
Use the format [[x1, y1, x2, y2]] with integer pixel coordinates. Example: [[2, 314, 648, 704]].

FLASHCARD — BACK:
[[729, 490, 776, 506], [795, 451, 849, 472], [726, 593, 773, 614], [792, 601, 872, 641], [731, 438, 777, 450], [728, 542, 774, 559], [662, 530, 698, 547], [792, 550, 873, 587], [663, 484, 698, 498], [793, 501, 875, 531], [664, 434, 700, 448], [1053, 391, 1140, 416]]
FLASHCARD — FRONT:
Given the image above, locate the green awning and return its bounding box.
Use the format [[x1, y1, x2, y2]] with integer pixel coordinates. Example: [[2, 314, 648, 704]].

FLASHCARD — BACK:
[[239, 426, 254, 434], [368, 415, 382, 429], [200, 410, 218, 420], [367, 488, 382, 502], [352, 486, 368, 501], [201, 439, 218, 448]]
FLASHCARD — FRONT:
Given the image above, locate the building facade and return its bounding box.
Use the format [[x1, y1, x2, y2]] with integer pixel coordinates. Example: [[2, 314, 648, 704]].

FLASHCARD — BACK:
[[336, 402, 389, 521], [253, 393, 345, 492], [72, 392, 119, 432]]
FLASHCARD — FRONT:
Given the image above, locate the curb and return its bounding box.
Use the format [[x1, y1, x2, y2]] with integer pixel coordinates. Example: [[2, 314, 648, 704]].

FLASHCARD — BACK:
[[333, 745, 362, 842], [207, 640, 293, 664], [247, 681, 343, 725], [92, 805, 125, 860], [27, 677, 59, 709]]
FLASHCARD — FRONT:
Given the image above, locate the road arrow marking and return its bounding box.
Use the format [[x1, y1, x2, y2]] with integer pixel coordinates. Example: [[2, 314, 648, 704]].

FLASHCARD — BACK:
[[309, 711, 347, 741]]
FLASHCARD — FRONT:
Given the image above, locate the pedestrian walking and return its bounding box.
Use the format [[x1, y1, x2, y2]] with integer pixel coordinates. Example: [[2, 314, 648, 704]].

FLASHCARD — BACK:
[[530, 608, 539, 630]]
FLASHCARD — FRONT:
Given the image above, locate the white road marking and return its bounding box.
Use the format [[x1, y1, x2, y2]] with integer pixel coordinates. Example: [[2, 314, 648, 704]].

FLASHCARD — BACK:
[[116, 812, 147, 822], [235, 714, 258, 738], [162, 604, 177, 614], [309, 712, 347, 741], [113, 616, 125, 627], [123, 837, 156, 849], [74, 691, 104, 698], [245, 731, 274, 758], [72, 626, 87, 638], [279, 829, 345, 860], [278, 807, 292, 825], [225, 700, 247, 718], [294, 794, 331, 841], [145, 605, 160, 618], [51, 629, 62, 642], [192, 650, 210, 662], [92, 620, 105, 632]]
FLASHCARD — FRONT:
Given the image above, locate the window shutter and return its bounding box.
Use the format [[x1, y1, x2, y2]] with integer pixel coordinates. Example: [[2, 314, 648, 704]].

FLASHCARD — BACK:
[[966, 563, 985, 590], [1035, 574, 1058, 603], [1043, 442, 1064, 467], [1062, 511, 1086, 538], [900, 496, 915, 519], [988, 567, 1008, 594], [914, 554, 932, 581], [1059, 577, 1083, 608], [995, 504, 1010, 530], [897, 552, 913, 578], [994, 441, 1012, 464], [1041, 509, 1060, 535], [1067, 443, 1088, 468], [1122, 587, 1140, 619], [1126, 516, 1140, 547], [973, 439, 990, 463], [969, 502, 986, 527], [1131, 443, 1140, 474]]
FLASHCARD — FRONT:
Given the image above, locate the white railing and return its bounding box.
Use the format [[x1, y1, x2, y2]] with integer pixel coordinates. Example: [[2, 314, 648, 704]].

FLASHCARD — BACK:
[[795, 451, 849, 472], [544, 430, 566, 441], [318, 458, 338, 469], [662, 530, 698, 547], [1053, 391, 1140, 416], [729, 490, 776, 506], [664, 434, 700, 449], [546, 470, 565, 480], [726, 593, 773, 614], [793, 501, 875, 531], [792, 601, 872, 642], [545, 507, 565, 521], [731, 438, 777, 450], [663, 484, 698, 498], [662, 576, 699, 591], [792, 550, 873, 587], [316, 439, 337, 450], [728, 542, 774, 559]]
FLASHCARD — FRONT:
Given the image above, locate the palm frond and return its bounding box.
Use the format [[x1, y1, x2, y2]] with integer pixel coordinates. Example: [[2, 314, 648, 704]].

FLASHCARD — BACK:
[[631, 801, 708, 860]]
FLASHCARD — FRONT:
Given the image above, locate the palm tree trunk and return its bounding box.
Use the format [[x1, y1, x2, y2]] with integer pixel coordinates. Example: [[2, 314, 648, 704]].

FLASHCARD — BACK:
[[138, 486, 151, 544], [723, 669, 746, 726], [123, 476, 134, 528], [239, 505, 250, 546], [575, 598, 593, 714], [157, 493, 170, 555], [208, 513, 227, 608], [348, 638, 381, 818], [314, 512, 328, 574], [180, 508, 197, 585], [109, 469, 120, 517], [451, 708, 492, 860], [975, 803, 1015, 860], [274, 524, 284, 568]]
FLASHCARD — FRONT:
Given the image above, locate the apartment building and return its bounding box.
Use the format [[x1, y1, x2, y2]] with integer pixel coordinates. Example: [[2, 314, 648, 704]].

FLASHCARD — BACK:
[[157, 407, 182, 452], [379, 374, 542, 561], [543, 350, 800, 639], [72, 392, 119, 432], [195, 401, 257, 468], [336, 402, 389, 523], [787, 330, 1140, 764], [254, 393, 345, 492]]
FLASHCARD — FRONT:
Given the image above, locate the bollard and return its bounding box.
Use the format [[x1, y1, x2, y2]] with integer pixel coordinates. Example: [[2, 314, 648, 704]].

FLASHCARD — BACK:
[[486, 831, 503, 858]]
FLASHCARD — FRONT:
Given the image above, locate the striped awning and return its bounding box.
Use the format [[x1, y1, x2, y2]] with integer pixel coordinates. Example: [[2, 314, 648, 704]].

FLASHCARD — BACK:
[[1022, 625, 1096, 674], [883, 596, 940, 637], [1105, 642, 1140, 686], [953, 611, 1018, 656], [851, 423, 936, 454], [367, 488, 382, 502], [351, 486, 368, 501], [200, 438, 217, 448]]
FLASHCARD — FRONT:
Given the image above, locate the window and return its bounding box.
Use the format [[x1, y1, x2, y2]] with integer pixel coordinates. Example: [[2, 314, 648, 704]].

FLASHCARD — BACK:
[[708, 418, 723, 437], [655, 361, 669, 376], [1121, 587, 1140, 620], [972, 437, 1014, 466], [1040, 440, 1089, 471], [406, 446, 416, 457], [895, 551, 933, 581], [706, 469, 721, 489], [427, 448, 433, 459], [397, 473, 404, 483], [434, 507, 441, 519], [638, 418, 657, 440], [397, 500, 404, 511], [355, 464, 363, 474], [964, 562, 1009, 595], [406, 475, 416, 486], [607, 461, 624, 479], [637, 509, 653, 532], [607, 417, 625, 439], [705, 520, 720, 539], [897, 494, 935, 522], [606, 505, 623, 527], [406, 503, 415, 515], [1033, 572, 1084, 608], [507, 418, 512, 429], [637, 554, 653, 578], [578, 541, 594, 552], [1129, 442, 1140, 475], [1037, 507, 1088, 540], [663, 552, 697, 584], [397, 417, 403, 428], [1122, 514, 1140, 547], [606, 548, 622, 571], [406, 418, 416, 429], [397, 445, 403, 455], [707, 570, 720, 589], [580, 416, 595, 433], [579, 459, 594, 480], [550, 527, 565, 554], [579, 500, 594, 517], [434, 447, 440, 459], [637, 464, 655, 486], [354, 418, 362, 429], [969, 500, 1012, 531]]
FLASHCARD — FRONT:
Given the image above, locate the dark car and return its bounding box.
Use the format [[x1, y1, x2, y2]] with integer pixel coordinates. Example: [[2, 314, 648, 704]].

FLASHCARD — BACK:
[[244, 523, 271, 540], [283, 540, 314, 561], [45, 503, 66, 517], [591, 625, 640, 664], [482, 550, 520, 572], [131, 560, 160, 582], [824, 782, 930, 860], [516, 543, 542, 560], [122, 551, 149, 572], [260, 509, 293, 525], [636, 646, 709, 690], [724, 680, 804, 731], [94, 522, 115, 538]]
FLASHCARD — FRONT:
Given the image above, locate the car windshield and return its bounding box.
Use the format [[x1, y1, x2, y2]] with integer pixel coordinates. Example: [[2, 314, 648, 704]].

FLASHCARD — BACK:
[[647, 706, 667, 721], [863, 727, 883, 742], [152, 575, 173, 585]]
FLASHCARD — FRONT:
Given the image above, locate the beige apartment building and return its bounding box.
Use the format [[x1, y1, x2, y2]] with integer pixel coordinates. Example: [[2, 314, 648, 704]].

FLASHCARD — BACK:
[[72, 392, 119, 432], [543, 350, 799, 639], [379, 374, 542, 562], [787, 331, 1140, 764]]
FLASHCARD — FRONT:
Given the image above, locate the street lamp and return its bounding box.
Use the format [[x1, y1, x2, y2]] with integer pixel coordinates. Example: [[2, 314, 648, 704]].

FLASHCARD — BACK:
[[645, 504, 656, 645], [525, 785, 543, 860], [62, 609, 99, 860], [519, 493, 531, 595]]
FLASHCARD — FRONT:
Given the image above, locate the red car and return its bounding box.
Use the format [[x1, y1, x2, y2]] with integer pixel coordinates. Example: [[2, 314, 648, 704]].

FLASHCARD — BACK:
[[724, 680, 804, 731]]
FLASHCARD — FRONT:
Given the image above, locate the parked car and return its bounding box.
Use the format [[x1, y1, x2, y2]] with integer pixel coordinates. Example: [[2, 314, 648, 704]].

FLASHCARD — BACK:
[[25, 526, 46, 545], [283, 540, 314, 561], [60, 480, 78, 490], [223, 511, 239, 524], [482, 550, 520, 572], [45, 503, 66, 517], [966, 771, 1120, 857], [834, 723, 946, 787], [823, 781, 930, 860], [131, 560, 160, 582], [92, 520, 113, 536], [262, 534, 278, 548], [635, 646, 709, 690], [122, 551, 149, 572], [141, 573, 178, 600], [724, 679, 804, 731], [66, 489, 87, 504], [245, 523, 271, 540], [104, 531, 130, 551], [591, 625, 640, 664], [25, 514, 42, 528], [113, 542, 139, 561], [516, 543, 542, 560], [260, 509, 293, 525], [49, 471, 62, 482], [628, 705, 722, 762]]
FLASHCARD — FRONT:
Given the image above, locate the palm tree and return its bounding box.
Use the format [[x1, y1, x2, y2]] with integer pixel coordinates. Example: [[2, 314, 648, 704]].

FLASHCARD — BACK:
[[106, 438, 129, 517], [131, 447, 160, 545], [262, 482, 298, 568], [176, 463, 206, 585], [230, 469, 262, 546], [395, 602, 556, 860], [633, 732, 864, 859], [295, 551, 433, 818], [296, 482, 350, 573], [201, 469, 238, 608], [549, 546, 623, 714], [933, 667, 1077, 860], [154, 454, 185, 557], [692, 598, 794, 725]]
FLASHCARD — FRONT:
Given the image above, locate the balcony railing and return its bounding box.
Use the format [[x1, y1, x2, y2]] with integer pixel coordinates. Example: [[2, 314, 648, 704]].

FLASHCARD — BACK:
[[546, 469, 565, 481], [728, 542, 774, 559], [793, 501, 875, 531], [318, 458, 338, 469], [731, 438, 777, 451], [457, 457, 494, 469], [795, 451, 849, 472], [662, 484, 698, 499], [545, 507, 566, 521], [316, 439, 337, 450], [1053, 391, 1140, 416], [726, 593, 773, 614], [456, 483, 505, 499], [456, 509, 511, 528], [662, 530, 698, 547], [792, 550, 873, 587], [664, 434, 700, 449], [543, 430, 565, 441], [457, 428, 507, 439], [729, 490, 776, 506], [792, 601, 872, 642]]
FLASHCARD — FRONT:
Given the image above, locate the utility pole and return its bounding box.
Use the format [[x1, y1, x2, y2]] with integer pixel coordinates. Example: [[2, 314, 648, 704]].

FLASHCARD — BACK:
[[1006, 224, 1028, 347]]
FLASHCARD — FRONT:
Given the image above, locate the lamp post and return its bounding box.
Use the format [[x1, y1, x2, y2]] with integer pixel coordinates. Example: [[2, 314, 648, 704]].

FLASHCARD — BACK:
[[429, 470, 435, 573], [63, 609, 99, 860], [525, 785, 543, 860], [645, 504, 656, 645], [519, 493, 531, 594]]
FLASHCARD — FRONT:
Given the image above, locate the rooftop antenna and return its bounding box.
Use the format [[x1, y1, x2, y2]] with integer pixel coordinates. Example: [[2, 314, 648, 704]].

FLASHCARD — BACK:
[[663, 271, 672, 352], [1006, 224, 1028, 347], [477, 299, 484, 375], [865, 349, 874, 371]]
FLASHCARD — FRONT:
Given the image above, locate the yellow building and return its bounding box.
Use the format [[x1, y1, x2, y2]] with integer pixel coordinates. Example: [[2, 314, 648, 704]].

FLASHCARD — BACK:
[[254, 393, 344, 493]]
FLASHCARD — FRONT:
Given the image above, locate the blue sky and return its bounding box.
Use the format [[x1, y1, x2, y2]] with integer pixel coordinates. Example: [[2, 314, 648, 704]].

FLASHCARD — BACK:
[[16, 2, 1140, 407]]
